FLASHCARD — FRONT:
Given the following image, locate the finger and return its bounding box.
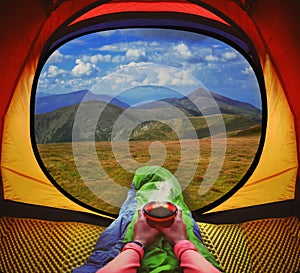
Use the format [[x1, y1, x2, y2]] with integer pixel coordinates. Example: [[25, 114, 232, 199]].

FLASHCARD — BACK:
[[173, 208, 182, 221], [137, 209, 145, 220], [177, 208, 183, 218]]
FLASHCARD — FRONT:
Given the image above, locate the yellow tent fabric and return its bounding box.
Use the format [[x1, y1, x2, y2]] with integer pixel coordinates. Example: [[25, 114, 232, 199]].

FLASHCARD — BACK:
[[0, 1, 299, 272], [208, 55, 298, 212], [1, 58, 96, 214], [0, 0, 299, 218]]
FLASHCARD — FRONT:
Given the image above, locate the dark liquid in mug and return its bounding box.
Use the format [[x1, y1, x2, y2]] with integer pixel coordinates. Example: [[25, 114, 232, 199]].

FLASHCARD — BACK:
[[147, 207, 172, 218]]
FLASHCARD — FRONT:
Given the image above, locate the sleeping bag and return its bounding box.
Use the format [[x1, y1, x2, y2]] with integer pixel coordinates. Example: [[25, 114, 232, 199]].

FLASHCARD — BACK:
[[73, 166, 224, 273]]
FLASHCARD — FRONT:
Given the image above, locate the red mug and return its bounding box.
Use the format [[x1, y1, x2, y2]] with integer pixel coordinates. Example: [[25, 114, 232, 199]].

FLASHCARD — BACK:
[[143, 201, 177, 227]]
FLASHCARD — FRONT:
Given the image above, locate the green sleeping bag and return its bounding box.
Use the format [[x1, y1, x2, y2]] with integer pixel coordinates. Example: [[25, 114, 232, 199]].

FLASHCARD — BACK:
[[124, 166, 224, 273]]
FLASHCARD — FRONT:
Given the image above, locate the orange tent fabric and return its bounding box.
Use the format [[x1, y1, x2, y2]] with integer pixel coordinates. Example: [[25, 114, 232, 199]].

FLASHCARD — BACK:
[[0, 0, 299, 220]]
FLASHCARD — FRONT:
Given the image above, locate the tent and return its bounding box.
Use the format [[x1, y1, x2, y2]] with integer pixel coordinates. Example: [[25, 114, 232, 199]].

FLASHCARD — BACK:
[[0, 0, 299, 272]]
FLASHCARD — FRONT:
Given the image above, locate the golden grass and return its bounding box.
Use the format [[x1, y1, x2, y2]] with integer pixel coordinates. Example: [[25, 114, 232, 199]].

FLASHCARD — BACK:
[[37, 135, 261, 214]]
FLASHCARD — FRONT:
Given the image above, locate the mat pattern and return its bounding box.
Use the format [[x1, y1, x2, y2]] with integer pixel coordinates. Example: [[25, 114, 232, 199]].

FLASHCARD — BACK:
[[0, 217, 105, 273], [1, 216, 299, 273]]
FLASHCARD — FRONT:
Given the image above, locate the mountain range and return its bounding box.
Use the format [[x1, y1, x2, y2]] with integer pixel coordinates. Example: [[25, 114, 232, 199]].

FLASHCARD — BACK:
[[34, 88, 262, 143], [35, 90, 129, 114]]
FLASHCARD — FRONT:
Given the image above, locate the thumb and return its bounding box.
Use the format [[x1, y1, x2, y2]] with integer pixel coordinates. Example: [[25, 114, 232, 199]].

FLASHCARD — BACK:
[[137, 208, 146, 220], [175, 208, 183, 220]]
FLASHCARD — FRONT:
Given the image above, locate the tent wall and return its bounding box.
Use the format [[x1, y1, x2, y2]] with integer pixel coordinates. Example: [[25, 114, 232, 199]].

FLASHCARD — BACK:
[[199, 0, 300, 170], [208, 54, 298, 212], [0, 0, 299, 220], [253, 0, 300, 166], [1, 1, 96, 215], [0, 0, 46, 158], [0, 0, 110, 218], [202, 0, 300, 212]]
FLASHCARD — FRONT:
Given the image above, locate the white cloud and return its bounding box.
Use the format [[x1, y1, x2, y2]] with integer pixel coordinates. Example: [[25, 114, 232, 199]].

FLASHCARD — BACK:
[[173, 42, 192, 59], [71, 59, 100, 77], [207, 62, 218, 68], [172, 71, 199, 86], [90, 62, 202, 95], [222, 51, 237, 61], [157, 68, 171, 85], [204, 54, 219, 62], [37, 78, 49, 90], [60, 77, 98, 89], [98, 41, 155, 52], [97, 40, 206, 67], [36, 29, 262, 108], [98, 44, 122, 52], [197, 47, 213, 55], [40, 71, 47, 79], [242, 66, 253, 75], [125, 48, 146, 61], [47, 65, 67, 78], [83, 54, 112, 64], [112, 55, 126, 63]]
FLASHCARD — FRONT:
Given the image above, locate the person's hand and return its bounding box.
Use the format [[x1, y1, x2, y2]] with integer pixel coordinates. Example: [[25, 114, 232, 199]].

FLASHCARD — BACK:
[[133, 209, 160, 247], [155, 208, 187, 246]]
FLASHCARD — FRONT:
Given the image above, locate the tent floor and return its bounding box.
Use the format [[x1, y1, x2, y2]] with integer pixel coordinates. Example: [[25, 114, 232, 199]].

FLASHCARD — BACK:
[[0, 216, 299, 273]]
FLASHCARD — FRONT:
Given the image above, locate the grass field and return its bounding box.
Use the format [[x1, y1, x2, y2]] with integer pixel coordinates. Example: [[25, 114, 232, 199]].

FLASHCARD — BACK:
[[37, 135, 261, 214]]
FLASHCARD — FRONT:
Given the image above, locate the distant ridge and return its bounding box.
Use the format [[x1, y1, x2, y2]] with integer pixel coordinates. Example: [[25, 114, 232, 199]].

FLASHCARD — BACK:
[[34, 87, 262, 143], [189, 88, 262, 121], [134, 88, 262, 121], [35, 90, 129, 114]]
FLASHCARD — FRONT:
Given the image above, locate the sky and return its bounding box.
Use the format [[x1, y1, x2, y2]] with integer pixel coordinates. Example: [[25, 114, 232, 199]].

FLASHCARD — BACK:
[[37, 28, 262, 108]]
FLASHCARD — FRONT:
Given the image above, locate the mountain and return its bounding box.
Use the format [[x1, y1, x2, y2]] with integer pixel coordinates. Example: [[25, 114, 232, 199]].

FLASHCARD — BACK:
[[129, 114, 260, 141], [35, 90, 129, 114], [34, 88, 262, 143], [35, 101, 126, 143], [135, 88, 262, 122]]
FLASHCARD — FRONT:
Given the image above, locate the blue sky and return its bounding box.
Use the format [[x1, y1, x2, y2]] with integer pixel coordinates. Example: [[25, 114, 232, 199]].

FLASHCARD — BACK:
[[37, 28, 262, 108]]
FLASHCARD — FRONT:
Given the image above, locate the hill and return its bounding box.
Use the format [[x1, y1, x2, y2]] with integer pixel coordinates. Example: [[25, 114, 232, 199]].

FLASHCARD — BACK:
[[35, 90, 129, 114], [35, 101, 126, 143], [129, 115, 260, 141], [135, 88, 261, 122], [34, 88, 262, 143]]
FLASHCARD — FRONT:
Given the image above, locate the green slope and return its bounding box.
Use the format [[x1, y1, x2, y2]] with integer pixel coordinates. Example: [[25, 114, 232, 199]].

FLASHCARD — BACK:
[[35, 99, 261, 143]]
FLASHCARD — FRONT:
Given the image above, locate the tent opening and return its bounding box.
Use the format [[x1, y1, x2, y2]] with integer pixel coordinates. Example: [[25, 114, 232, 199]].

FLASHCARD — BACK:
[[32, 16, 265, 216]]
